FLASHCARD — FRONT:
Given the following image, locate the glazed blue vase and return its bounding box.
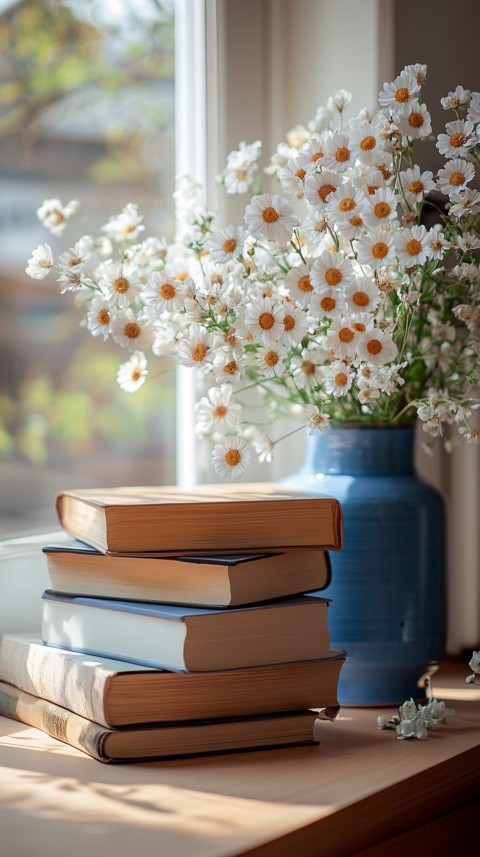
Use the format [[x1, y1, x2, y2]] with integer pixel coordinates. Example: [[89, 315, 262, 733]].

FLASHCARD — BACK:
[[282, 424, 447, 705]]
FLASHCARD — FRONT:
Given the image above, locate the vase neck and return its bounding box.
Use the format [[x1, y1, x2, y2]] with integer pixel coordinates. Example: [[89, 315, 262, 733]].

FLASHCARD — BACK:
[[305, 425, 416, 476]]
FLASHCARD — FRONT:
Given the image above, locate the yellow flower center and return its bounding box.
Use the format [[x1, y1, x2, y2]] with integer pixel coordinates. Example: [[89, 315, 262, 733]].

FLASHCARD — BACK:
[[324, 267, 342, 286], [395, 87, 410, 103], [295, 167, 306, 180], [377, 165, 392, 180], [320, 296, 336, 312], [124, 322, 141, 339], [368, 184, 379, 195], [191, 343, 208, 361], [97, 309, 110, 325], [408, 111, 424, 128], [367, 338, 382, 355], [335, 146, 351, 163], [213, 405, 228, 418], [310, 150, 324, 162], [339, 327, 355, 343], [373, 201, 391, 219], [297, 274, 313, 292], [264, 350, 279, 366], [236, 169, 247, 181], [318, 183, 336, 202], [352, 291, 369, 307], [349, 215, 363, 227], [160, 283, 176, 300], [360, 135, 376, 151], [222, 238, 237, 253], [406, 238, 422, 256], [258, 311, 275, 330], [302, 360, 316, 375], [352, 321, 366, 332], [449, 132, 466, 148], [225, 449, 241, 466], [334, 371, 348, 386], [174, 271, 190, 281], [114, 277, 130, 293], [262, 206, 280, 224], [131, 368, 142, 382], [283, 314, 295, 332], [339, 197, 355, 212], [449, 171, 465, 187], [408, 180, 424, 194], [371, 241, 389, 260], [223, 360, 238, 375], [68, 256, 82, 267]]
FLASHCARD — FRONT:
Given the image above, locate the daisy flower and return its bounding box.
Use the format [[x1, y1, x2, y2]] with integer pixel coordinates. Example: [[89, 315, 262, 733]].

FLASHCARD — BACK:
[[395, 224, 431, 267], [26, 243, 53, 279], [399, 166, 435, 206], [326, 182, 365, 226], [310, 288, 346, 320], [436, 158, 476, 197], [212, 351, 243, 384], [250, 430, 275, 464], [348, 120, 384, 164], [58, 239, 91, 271], [345, 277, 381, 313], [324, 361, 353, 397], [244, 296, 285, 344], [222, 140, 262, 194], [467, 91, 480, 124], [300, 211, 329, 247], [284, 262, 315, 306], [291, 347, 327, 390], [111, 309, 154, 353], [176, 323, 214, 368], [355, 227, 396, 269], [436, 119, 475, 158], [57, 269, 90, 294], [86, 296, 113, 340], [117, 352, 148, 393], [195, 385, 242, 435], [143, 271, 187, 313], [280, 304, 310, 345], [325, 317, 360, 359], [278, 158, 308, 197], [426, 225, 449, 260], [208, 226, 246, 264], [322, 132, 353, 173], [100, 261, 143, 308], [311, 251, 355, 291], [304, 404, 330, 435], [349, 312, 375, 334], [448, 188, 480, 218], [395, 101, 432, 138], [456, 232, 480, 253], [326, 89, 352, 113], [441, 85, 471, 111], [378, 72, 420, 113], [357, 329, 398, 365], [102, 203, 145, 242], [37, 198, 79, 236], [212, 436, 251, 480], [336, 210, 367, 240], [244, 192, 299, 245], [295, 135, 328, 173], [304, 169, 342, 210], [403, 63, 427, 86], [255, 342, 289, 378], [363, 186, 398, 229]]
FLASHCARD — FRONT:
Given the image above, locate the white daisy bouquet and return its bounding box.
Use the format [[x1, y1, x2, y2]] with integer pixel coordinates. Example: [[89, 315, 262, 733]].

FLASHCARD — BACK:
[[27, 63, 480, 479]]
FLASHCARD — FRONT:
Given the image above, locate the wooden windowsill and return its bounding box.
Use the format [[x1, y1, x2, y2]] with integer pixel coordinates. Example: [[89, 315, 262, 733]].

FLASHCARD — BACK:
[[0, 659, 479, 857]]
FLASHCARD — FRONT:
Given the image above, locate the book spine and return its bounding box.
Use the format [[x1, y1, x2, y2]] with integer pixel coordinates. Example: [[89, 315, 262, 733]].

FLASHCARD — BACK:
[[0, 636, 110, 727], [0, 681, 108, 762]]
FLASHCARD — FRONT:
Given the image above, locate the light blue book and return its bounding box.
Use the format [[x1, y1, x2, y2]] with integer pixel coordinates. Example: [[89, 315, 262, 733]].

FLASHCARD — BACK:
[[41, 591, 332, 672]]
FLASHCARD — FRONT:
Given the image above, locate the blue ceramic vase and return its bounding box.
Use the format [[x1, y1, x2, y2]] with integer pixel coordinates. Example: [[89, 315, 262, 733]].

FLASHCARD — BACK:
[[282, 424, 447, 705]]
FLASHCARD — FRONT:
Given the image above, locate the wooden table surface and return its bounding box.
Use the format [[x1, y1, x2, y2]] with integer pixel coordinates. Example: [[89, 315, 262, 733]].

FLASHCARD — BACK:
[[0, 660, 479, 857]]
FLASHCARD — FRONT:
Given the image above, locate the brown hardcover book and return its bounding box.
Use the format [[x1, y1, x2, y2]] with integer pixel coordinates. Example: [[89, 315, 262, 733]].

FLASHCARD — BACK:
[[55, 483, 343, 555], [0, 680, 320, 763], [41, 592, 332, 672], [0, 634, 345, 727], [42, 540, 331, 607]]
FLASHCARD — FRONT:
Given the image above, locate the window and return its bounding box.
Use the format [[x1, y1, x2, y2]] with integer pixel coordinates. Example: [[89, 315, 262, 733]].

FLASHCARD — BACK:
[[0, 0, 176, 535]]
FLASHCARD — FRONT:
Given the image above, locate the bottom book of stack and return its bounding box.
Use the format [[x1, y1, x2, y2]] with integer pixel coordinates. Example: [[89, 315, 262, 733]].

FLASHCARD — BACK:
[[0, 634, 345, 763]]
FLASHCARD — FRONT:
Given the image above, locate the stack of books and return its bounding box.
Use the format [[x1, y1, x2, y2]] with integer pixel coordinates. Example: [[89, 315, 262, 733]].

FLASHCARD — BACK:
[[0, 482, 345, 763]]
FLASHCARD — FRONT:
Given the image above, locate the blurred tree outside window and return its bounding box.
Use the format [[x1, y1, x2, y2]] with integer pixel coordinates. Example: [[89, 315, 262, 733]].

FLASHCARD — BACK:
[[0, 0, 177, 536]]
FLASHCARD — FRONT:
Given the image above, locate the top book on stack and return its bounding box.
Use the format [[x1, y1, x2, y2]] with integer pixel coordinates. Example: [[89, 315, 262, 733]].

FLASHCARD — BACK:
[[56, 482, 343, 555]]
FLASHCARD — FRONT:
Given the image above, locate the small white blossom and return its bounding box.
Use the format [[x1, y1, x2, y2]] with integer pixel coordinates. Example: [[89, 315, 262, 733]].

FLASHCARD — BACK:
[[37, 198, 79, 235], [211, 435, 251, 480], [26, 244, 54, 279], [304, 404, 330, 435], [117, 352, 148, 392]]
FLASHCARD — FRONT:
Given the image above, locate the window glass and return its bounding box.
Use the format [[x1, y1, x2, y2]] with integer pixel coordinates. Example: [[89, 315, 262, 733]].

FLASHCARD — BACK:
[[0, 0, 176, 536]]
